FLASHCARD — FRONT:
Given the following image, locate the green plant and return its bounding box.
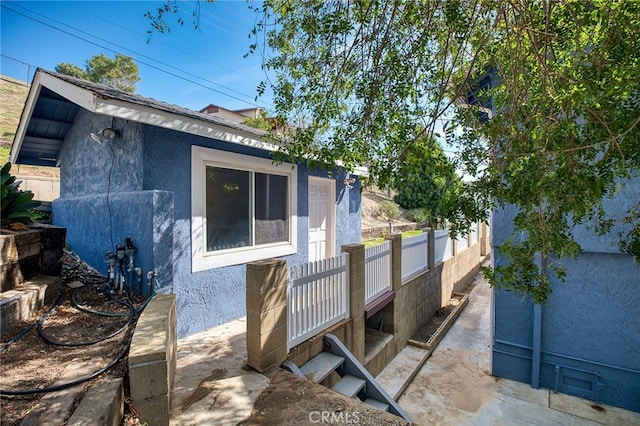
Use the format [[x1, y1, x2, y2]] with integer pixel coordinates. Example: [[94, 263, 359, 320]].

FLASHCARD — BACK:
[[378, 200, 400, 222], [1, 162, 41, 227], [406, 208, 429, 225], [0, 146, 10, 164]]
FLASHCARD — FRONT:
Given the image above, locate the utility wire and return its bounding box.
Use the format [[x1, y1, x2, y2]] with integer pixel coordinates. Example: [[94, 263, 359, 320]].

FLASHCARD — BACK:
[[59, 0, 265, 88], [2, 2, 271, 109], [181, 0, 249, 40], [4, 1, 265, 107]]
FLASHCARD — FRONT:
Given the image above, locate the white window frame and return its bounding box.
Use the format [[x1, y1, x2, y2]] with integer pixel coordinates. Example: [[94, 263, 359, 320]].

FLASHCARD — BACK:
[[191, 146, 297, 271]]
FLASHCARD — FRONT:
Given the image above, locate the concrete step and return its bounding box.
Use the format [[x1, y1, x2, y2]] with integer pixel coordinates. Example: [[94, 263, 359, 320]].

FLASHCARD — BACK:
[[300, 352, 344, 383], [332, 374, 365, 398], [375, 344, 430, 401], [365, 397, 390, 412], [19, 359, 102, 426], [0, 275, 61, 336], [66, 378, 124, 426]]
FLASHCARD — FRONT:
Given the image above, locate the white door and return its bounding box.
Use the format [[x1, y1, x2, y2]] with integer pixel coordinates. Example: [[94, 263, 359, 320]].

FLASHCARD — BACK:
[[308, 177, 335, 262]]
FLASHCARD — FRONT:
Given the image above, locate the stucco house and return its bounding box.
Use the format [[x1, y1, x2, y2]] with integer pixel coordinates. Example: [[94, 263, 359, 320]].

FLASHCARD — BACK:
[[465, 70, 640, 413], [492, 178, 640, 413], [9, 68, 363, 337]]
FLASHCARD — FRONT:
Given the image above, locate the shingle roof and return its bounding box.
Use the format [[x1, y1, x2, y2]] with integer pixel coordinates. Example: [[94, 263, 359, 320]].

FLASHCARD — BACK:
[[11, 68, 270, 167], [39, 69, 265, 137]]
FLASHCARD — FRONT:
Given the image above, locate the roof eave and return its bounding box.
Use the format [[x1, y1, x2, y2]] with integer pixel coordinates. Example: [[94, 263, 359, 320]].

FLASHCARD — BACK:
[[94, 98, 277, 152], [11, 69, 277, 166]]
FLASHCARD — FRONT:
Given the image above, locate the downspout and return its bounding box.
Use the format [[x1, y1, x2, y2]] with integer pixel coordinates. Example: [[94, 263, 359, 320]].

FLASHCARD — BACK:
[[531, 302, 542, 388]]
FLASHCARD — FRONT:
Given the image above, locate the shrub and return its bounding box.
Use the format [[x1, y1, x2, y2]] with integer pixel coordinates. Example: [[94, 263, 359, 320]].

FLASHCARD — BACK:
[[406, 208, 429, 224], [378, 200, 400, 221]]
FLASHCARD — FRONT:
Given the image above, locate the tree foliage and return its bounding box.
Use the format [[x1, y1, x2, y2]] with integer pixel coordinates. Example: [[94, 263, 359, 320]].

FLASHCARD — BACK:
[[392, 137, 460, 227], [148, 0, 640, 303], [55, 53, 140, 93], [246, 0, 640, 303], [242, 109, 277, 132]]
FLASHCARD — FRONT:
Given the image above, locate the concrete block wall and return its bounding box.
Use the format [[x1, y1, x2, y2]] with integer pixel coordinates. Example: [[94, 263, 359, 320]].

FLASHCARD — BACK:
[[439, 241, 481, 306], [13, 174, 60, 202], [342, 243, 366, 364], [370, 230, 485, 375], [392, 269, 442, 354], [246, 258, 289, 373], [128, 294, 177, 426], [246, 226, 488, 375]]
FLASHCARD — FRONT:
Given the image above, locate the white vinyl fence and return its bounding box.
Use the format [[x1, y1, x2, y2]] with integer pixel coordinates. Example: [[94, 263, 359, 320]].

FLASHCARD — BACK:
[[470, 222, 479, 243], [287, 254, 350, 350], [401, 233, 428, 282], [364, 241, 392, 304], [434, 229, 453, 264], [457, 233, 469, 251]]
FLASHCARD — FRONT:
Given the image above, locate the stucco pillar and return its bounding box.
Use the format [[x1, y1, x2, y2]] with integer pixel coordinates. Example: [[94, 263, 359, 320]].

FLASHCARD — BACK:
[[246, 258, 288, 373], [425, 227, 435, 271], [342, 243, 366, 364], [480, 222, 490, 256]]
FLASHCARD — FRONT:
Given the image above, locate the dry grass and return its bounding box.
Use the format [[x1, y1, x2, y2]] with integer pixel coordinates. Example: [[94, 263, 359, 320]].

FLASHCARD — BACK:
[[0, 75, 59, 177], [0, 76, 28, 148]]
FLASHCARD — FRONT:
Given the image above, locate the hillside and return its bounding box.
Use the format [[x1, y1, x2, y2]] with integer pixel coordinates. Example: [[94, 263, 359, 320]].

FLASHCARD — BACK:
[[0, 75, 59, 177], [361, 186, 414, 232], [0, 76, 29, 149]]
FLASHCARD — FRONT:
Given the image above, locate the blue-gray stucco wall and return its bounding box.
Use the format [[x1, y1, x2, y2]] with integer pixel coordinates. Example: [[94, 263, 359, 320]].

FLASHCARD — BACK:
[[491, 178, 640, 412], [54, 111, 173, 284], [53, 110, 362, 337]]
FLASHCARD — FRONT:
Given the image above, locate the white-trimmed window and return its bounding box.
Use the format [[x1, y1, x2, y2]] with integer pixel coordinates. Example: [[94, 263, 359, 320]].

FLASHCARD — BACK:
[[192, 146, 297, 271]]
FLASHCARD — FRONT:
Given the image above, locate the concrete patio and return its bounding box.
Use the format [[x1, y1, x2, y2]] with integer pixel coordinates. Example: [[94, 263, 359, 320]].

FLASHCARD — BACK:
[[168, 271, 640, 425], [394, 274, 640, 425]]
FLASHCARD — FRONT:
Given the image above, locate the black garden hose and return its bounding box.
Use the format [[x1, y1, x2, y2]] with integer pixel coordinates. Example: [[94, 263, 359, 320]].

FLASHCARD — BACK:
[[71, 285, 153, 317], [0, 291, 65, 353], [37, 288, 137, 347], [0, 338, 132, 396], [0, 286, 145, 395]]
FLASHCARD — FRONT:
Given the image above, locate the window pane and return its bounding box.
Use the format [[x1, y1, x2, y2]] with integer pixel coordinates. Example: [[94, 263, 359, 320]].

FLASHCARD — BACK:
[[205, 166, 251, 251], [255, 172, 288, 245]]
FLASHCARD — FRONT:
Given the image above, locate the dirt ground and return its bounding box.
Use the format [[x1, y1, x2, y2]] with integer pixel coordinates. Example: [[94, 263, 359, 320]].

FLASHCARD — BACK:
[[360, 187, 415, 231], [0, 188, 422, 425], [410, 293, 465, 345], [0, 252, 143, 426], [241, 369, 409, 426]]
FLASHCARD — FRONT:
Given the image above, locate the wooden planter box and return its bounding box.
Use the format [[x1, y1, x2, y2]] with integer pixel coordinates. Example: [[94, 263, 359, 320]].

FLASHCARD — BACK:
[[0, 225, 66, 292], [0, 229, 42, 292]]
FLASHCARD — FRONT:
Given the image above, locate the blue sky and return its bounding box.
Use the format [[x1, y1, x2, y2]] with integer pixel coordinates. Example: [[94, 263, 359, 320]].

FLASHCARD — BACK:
[[1, 0, 273, 112]]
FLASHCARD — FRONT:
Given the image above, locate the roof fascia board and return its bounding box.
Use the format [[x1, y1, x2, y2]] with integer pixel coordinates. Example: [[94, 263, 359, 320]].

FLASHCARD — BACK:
[[38, 72, 98, 112], [9, 76, 43, 163], [11, 71, 97, 163], [94, 99, 278, 152]]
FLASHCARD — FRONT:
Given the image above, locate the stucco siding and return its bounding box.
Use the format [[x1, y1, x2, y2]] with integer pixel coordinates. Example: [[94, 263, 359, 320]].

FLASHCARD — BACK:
[[58, 110, 143, 197], [53, 189, 173, 291], [141, 125, 361, 337], [491, 176, 640, 412], [53, 111, 361, 338]]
